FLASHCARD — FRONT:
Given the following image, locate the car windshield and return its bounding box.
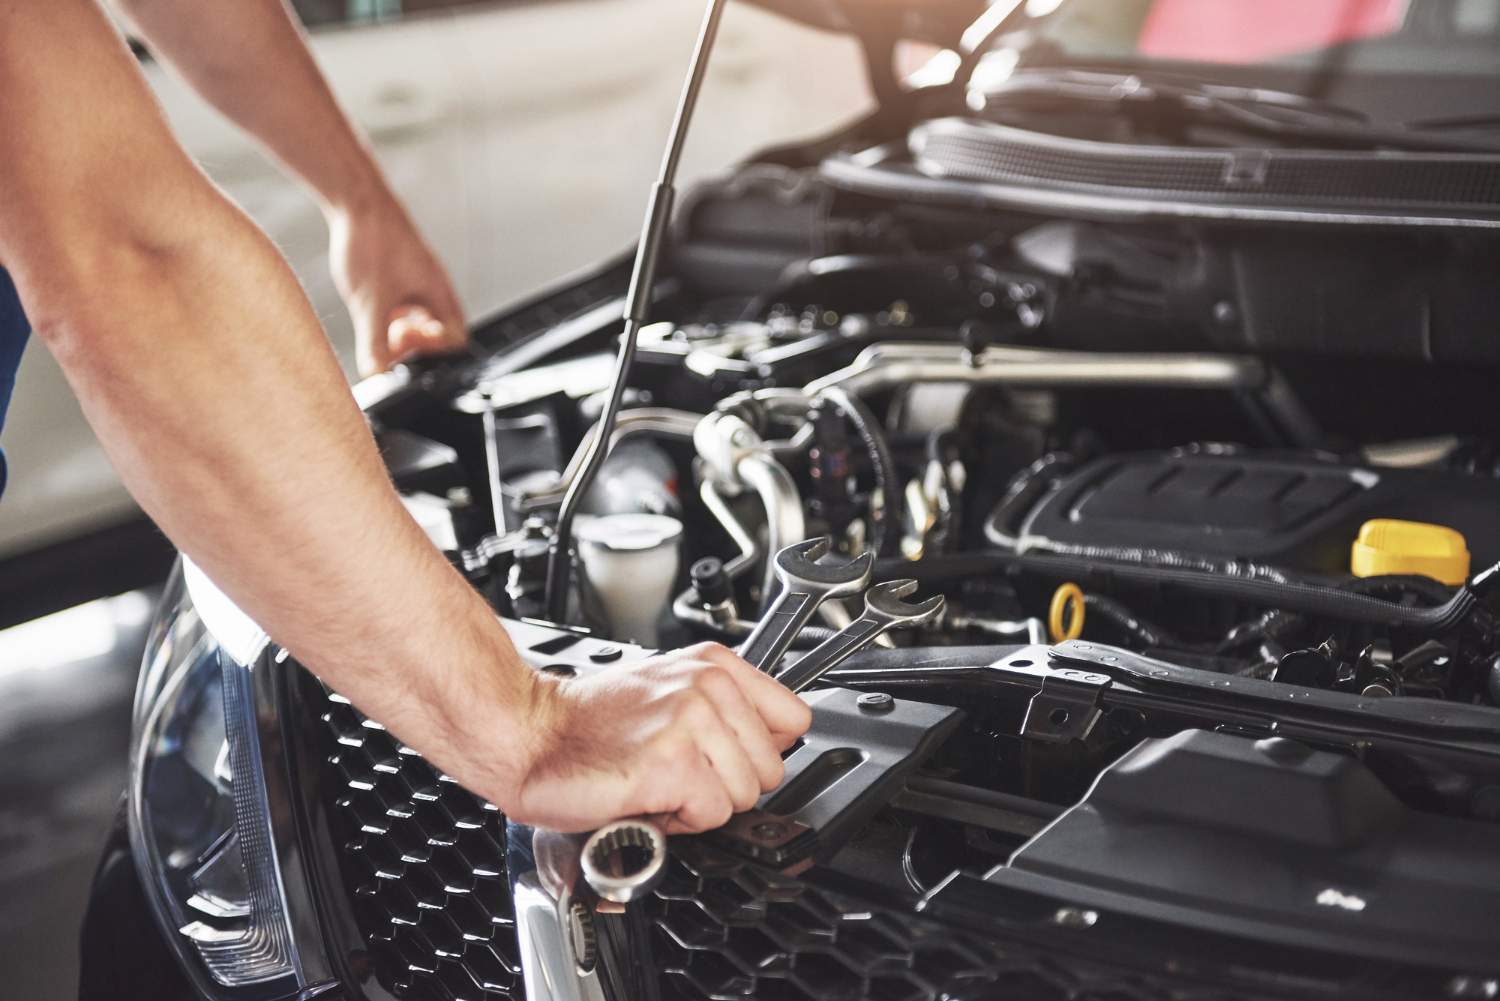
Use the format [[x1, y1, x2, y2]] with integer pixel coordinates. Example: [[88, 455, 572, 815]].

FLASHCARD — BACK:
[[980, 0, 1500, 127]]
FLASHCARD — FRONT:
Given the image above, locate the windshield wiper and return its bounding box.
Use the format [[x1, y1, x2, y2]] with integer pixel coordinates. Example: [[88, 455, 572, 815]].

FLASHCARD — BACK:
[[975, 68, 1500, 154]]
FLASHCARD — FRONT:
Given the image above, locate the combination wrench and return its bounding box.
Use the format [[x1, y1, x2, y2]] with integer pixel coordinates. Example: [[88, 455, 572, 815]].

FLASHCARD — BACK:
[[738, 537, 873, 672], [577, 553, 936, 903], [774, 579, 945, 693]]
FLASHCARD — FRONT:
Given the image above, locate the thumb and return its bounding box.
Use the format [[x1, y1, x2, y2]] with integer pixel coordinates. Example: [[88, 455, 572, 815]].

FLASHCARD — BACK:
[[355, 303, 394, 378]]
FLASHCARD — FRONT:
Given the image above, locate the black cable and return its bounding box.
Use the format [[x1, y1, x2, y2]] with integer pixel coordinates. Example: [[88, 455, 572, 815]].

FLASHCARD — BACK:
[[817, 386, 902, 558], [1083, 593, 1194, 651], [876, 551, 1494, 635]]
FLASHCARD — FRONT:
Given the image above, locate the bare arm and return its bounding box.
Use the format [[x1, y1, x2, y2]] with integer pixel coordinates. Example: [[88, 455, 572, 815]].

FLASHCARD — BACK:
[[110, 0, 464, 374], [0, 0, 807, 832]]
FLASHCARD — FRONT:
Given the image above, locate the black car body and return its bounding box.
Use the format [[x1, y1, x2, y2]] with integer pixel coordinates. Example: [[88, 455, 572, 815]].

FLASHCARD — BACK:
[[85, 2, 1500, 999]]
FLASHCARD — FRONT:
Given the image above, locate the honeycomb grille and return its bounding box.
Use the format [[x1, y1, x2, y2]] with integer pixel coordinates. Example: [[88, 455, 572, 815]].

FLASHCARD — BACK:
[[648, 844, 1243, 1001], [310, 680, 1257, 1001], [314, 684, 524, 1000]]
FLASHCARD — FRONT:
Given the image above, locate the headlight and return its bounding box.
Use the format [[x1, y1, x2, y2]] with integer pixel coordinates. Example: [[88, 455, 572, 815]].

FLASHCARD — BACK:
[[128, 561, 303, 997]]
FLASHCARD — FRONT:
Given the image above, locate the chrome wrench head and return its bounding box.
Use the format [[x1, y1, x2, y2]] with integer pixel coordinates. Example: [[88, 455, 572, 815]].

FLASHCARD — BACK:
[[740, 538, 874, 672], [775, 579, 946, 693], [861, 579, 946, 629], [580, 819, 667, 904], [771, 538, 873, 600]]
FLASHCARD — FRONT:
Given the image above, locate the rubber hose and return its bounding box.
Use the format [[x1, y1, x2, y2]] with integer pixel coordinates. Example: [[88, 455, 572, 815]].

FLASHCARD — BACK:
[[1084, 593, 1194, 650], [874, 552, 1482, 634]]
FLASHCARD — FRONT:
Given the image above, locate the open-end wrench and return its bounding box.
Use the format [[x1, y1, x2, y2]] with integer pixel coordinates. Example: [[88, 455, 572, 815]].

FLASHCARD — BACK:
[[739, 538, 874, 672], [775, 579, 944, 693]]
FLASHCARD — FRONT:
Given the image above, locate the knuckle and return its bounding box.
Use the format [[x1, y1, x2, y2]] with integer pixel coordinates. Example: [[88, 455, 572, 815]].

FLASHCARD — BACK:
[[670, 688, 711, 720], [647, 729, 689, 765], [763, 757, 786, 789], [788, 698, 813, 729], [691, 665, 731, 695]]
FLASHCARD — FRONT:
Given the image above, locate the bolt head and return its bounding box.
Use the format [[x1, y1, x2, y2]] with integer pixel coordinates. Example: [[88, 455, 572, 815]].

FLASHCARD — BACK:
[[1449, 976, 1499, 999], [1053, 907, 1099, 929], [751, 821, 788, 841], [857, 692, 895, 713]]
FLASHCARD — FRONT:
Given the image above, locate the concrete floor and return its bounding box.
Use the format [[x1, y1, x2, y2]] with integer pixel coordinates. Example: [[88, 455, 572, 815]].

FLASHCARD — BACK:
[[0, 591, 156, 1001]]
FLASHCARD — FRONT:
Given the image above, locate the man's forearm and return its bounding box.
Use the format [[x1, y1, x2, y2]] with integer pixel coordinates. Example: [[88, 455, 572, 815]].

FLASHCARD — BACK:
[[37, 198, 535, 793], [0, 0, 529, 791], [112, 0, 386, 217]]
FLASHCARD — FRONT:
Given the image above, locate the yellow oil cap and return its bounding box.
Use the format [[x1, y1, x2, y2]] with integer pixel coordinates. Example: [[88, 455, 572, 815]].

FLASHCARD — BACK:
[[1351, 519, 1470, 585]]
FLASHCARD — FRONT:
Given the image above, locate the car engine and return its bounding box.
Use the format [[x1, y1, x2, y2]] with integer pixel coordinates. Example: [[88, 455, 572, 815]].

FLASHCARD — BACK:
[[334, 165, 1500, 999]]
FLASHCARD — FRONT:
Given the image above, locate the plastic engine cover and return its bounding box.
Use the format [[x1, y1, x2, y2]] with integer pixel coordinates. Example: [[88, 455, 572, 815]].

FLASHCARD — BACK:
[[1016, 451, 1500, 574]]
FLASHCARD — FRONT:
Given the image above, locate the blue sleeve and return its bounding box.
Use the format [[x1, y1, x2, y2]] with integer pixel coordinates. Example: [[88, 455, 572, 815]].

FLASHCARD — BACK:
[[0, 266, 33, 499]]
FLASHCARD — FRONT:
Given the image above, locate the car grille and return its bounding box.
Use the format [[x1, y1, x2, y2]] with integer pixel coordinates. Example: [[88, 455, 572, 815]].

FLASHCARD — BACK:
[[309, 679, 1253, 1001], [650, 843, 1239, 1001], [314, 683, 525, 1000]]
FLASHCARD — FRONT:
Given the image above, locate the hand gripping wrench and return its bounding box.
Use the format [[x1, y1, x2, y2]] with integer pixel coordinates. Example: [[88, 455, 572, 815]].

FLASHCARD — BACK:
[[774, 579, 944, 693], [738, 538, 874, 672], [575, 537, 868, 899]]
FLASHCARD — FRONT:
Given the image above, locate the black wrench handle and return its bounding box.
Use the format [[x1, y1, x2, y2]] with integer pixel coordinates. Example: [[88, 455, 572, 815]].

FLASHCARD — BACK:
[[739, 590, 818, 672], [775, 616, 885, 693]]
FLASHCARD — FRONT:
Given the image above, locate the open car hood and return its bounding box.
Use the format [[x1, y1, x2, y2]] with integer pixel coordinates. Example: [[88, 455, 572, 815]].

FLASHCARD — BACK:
[[745, 0, 987, 49]]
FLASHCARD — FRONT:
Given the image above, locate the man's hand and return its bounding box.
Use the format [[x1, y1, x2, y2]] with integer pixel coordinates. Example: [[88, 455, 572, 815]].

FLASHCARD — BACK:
[[507, 643, 813, 834], [109, 0, 469, 377], [328, 195, 467, 377]]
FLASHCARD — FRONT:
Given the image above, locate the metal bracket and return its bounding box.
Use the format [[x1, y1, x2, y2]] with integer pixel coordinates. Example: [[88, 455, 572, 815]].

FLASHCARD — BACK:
[[711, 687, 963, 867], [707, 811, 816, 869], [1021, 667, 1111, 744]]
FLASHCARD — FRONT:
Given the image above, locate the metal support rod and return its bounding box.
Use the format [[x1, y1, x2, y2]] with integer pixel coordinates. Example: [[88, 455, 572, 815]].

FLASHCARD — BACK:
[[481, 404, 509, 536], [544, 0, 730, 620]]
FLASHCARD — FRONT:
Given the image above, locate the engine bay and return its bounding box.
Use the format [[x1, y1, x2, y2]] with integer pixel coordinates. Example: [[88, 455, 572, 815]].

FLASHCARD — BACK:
[[355, 162, 1500, 980]]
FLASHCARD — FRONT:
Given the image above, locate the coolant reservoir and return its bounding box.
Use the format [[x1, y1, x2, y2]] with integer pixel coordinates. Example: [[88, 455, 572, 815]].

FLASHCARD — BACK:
[[1350, 519, 1470, 585]]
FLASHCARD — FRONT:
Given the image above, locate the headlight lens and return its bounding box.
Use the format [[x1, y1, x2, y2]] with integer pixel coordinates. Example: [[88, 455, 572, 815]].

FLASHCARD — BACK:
[[129, 563, 302, 995]]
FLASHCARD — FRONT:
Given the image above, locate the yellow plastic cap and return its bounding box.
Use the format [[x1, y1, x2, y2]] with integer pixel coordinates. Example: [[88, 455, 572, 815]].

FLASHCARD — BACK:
[[1350, 519, 1470, 586]]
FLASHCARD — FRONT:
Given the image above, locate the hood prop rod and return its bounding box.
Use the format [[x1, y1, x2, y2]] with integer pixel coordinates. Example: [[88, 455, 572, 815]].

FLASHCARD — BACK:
[[544, 0, 729, 621]]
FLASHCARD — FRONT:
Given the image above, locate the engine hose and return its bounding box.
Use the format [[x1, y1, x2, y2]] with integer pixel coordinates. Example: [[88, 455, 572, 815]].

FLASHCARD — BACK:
[[1342, 573, 1462, 606], [1083, 593, 1196, 651], [874, 552, 1494, 635], [1218, 609, 1301, 656], [817, 386, 902, 558]]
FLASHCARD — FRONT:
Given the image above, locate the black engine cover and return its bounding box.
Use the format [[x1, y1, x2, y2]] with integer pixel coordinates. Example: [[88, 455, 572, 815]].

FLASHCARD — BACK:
[[1017, 451, 1500, 574], [980, 729, 1500, 970]]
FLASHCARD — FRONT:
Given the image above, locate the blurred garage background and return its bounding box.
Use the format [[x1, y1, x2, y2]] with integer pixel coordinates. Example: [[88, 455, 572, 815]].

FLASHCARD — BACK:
[[0, 1, 867, 995]]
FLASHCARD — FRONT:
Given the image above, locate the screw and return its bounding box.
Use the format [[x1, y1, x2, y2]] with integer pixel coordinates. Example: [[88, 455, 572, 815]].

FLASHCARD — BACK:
[[751, 821, 788, 841], [857, 692, 895, 713], [1053, 907, 1098, 929]]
